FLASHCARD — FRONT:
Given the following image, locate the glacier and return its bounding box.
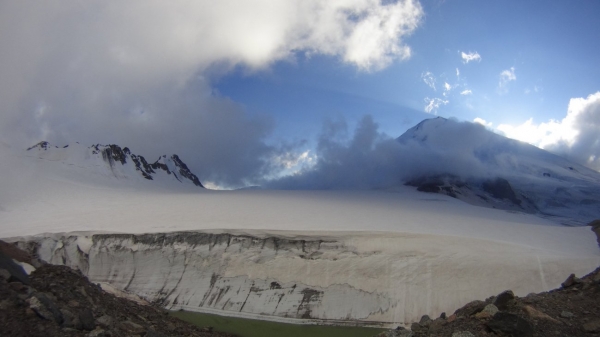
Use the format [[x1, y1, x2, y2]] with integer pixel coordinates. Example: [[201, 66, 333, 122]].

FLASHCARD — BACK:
[[1, 138, 600, 327]]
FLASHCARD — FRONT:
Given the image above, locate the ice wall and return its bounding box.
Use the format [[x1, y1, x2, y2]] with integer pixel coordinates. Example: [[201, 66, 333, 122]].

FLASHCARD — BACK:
[[16, 230, 600, 327]]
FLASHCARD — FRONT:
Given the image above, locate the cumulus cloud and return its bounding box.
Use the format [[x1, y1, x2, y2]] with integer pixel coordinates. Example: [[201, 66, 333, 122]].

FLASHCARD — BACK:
[[424, 97, 449, 114], [461, 51, 481, 64], [268, 116, 489, 189], [421, 71, 437, 90], [473, 117, 492, 127], [498, 67, 516, 93], [0, 0, 424, 187], [497, 92, 600, 170], [460, 89, 472, 95]]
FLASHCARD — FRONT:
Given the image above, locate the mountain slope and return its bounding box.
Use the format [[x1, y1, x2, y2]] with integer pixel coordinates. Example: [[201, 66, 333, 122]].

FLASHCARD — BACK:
[[398, 117, 600, 225], [26, 141, 204, 188]]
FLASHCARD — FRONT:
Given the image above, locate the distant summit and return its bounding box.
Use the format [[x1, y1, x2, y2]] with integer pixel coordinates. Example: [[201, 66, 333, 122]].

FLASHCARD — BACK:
[[27, 142, 204, 188], [397, 117, 600, 225]]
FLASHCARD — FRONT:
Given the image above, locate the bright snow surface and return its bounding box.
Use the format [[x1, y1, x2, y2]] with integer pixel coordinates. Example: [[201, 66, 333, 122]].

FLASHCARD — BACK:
[[1, 142, 599, 325]]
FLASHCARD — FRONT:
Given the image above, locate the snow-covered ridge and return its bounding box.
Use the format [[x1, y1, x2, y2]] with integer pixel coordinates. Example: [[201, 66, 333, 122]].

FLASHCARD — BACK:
[[397, 117, 600, 225], [26, 141, 203, 188]]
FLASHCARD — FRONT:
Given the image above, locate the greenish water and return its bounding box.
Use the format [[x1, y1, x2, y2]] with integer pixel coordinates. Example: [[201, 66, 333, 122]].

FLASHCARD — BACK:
[[170, 311, 386, 337]]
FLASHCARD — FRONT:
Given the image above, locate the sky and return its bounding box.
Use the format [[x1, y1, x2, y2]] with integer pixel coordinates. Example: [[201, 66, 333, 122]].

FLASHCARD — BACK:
[[1, 0, 599, 189]]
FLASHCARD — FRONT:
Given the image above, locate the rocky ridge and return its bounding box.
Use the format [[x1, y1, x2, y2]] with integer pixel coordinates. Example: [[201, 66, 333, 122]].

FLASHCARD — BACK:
[[0, 240, 233, 337], [27, 141, 204, 187]]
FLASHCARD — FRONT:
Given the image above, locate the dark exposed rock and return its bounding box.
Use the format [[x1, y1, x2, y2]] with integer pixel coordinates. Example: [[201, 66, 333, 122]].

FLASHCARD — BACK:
[[0, 262, 237, 337], [78, 308, 95, 331], [0, 240, 34, 265], [29, 142, 205, 187], [27, 141, 51, 151], [482, 178, 521, 205], [453, 300, 486, 317], [561, 273, 582, 288], [486, 312, 533, 337], [590, 219, 600, 247], [376, 266, 600, 337], [493, 289, 515, 310], [583, 319, 600, 333], [0, 250, 30, 285], [560, 311, 574, 318], [171, 154, 204, 187], [451, 332, 474, 337], [418, 315, 432, 326], [28, 292, 64, 324]]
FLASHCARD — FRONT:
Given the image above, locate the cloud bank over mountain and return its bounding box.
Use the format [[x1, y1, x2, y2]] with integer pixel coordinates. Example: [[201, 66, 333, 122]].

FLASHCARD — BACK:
[[0, 0, 423, 187], [267, 116, 493, 189]]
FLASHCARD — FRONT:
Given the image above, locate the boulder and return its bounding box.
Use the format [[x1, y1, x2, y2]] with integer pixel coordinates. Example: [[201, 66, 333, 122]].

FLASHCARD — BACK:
[[452, 332, 475, 337], [487, 312, 533, 337], [0, 251, 29, 285], [79, 307, 95, 331], [522, 305, 561, 324], [493, 290, 515, 310], [583, 319, 600, 333], [27, 292, 63, 324], [419, 314, 432, 326], [475, 304, 498, 319], [561, 274, 582, 288]]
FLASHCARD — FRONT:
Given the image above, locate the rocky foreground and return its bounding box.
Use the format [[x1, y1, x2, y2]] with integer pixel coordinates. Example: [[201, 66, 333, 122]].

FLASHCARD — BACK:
[[0, 240, 235, 337], [377, 268, 600, 337], [375, 220, 600, 337]]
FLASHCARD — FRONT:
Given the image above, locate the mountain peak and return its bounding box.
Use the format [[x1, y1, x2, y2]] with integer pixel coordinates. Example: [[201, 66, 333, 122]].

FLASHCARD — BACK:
[[397, 118, 600, 225], [27, 142, 204, 188]]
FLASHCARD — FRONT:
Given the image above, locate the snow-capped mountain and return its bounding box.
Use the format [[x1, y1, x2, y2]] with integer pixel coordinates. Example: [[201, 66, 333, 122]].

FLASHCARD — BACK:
[[26, 141, 204, 188], [398, 117, 600, 225]]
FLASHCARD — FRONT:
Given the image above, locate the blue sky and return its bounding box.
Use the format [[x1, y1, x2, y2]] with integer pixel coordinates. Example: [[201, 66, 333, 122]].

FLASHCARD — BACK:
[[1, 0, 599, 187], [216, 0, 600, 140]]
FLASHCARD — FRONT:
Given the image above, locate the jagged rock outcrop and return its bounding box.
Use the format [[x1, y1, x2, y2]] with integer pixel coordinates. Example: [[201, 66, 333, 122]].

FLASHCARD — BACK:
[[27, 142, 204, 187]]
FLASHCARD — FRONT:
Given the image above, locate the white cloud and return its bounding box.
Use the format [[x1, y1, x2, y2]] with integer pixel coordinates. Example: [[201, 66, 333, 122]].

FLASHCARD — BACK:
[[442, 82, 453, 97], [525, 85, 542, 94], [421, 71, 436, 90], [273, 150, 315, 170], [473, 117, 492, 127], [461, 51, 481, 64], [456, 68, 460, 77], [424, 97, 448, 114], [498, 67, 516, 93], [496, 92, 600, 170], [0, 0, 424, 187], [460, 89, 472, 95]]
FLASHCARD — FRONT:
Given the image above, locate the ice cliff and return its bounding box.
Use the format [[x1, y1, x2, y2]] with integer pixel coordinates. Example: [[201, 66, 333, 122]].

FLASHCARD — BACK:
[[14, 230, 600, 327]]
